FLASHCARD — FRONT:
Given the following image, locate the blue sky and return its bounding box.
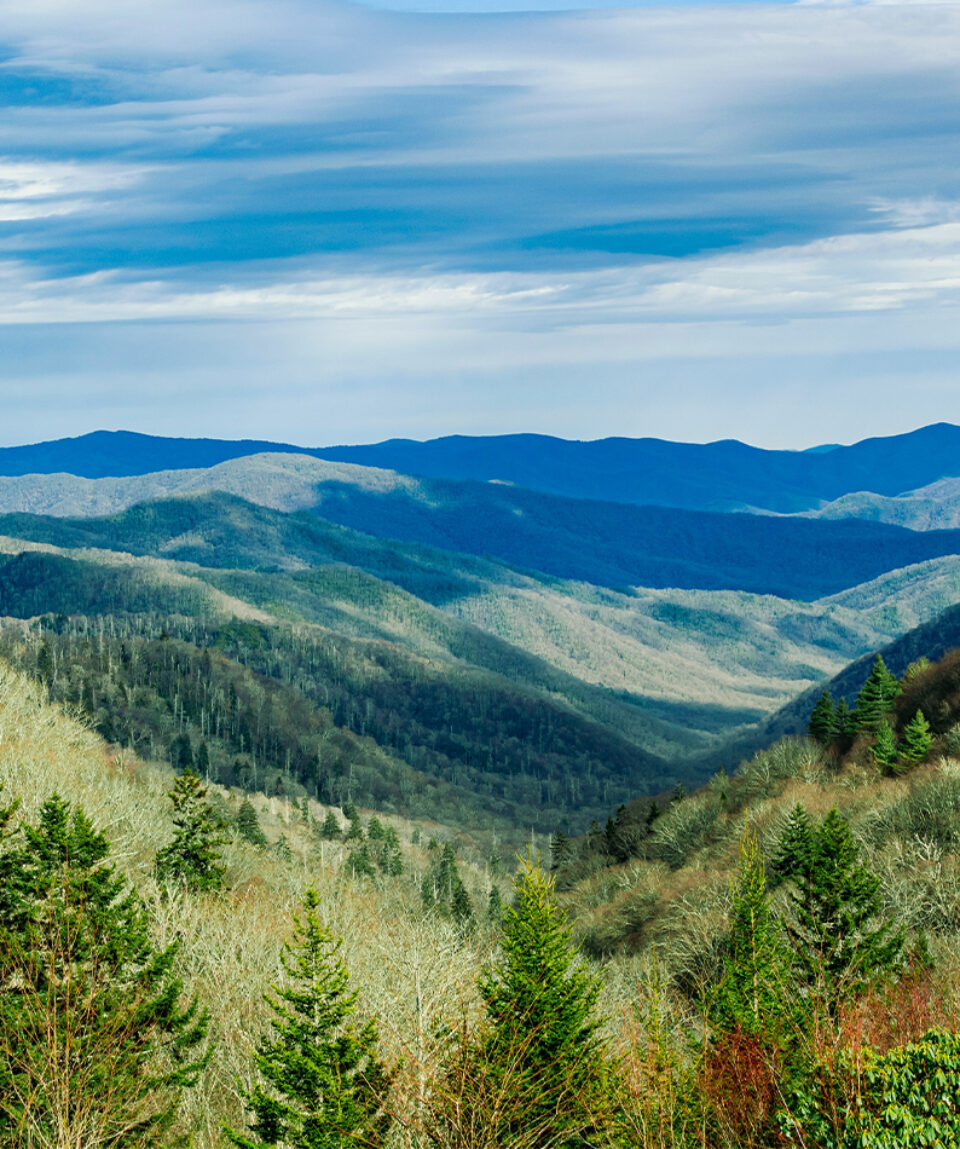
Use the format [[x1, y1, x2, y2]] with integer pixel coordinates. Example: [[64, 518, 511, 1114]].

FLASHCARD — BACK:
[[0, 0, 959, 449]]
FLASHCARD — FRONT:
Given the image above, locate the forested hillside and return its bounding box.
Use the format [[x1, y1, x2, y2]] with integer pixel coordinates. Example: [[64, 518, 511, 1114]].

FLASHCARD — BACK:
[[6, 470, 960, 598], [7, 638, 960, 1147], [3, 491, 960, 816]]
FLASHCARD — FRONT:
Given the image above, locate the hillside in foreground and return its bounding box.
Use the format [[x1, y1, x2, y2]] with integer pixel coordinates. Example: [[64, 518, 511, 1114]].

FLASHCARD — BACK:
[[7, 635, 960, 1146]]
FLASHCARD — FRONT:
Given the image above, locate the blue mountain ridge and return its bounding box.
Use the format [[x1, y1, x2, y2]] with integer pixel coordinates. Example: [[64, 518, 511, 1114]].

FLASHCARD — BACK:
[[4, 423, 960, 513]]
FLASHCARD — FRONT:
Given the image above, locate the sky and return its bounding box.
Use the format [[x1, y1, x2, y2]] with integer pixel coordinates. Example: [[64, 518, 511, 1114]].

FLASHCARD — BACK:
[[0, 0, 959, 449]]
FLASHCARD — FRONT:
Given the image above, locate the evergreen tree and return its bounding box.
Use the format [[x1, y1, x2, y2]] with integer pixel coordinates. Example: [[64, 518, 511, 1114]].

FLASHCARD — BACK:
[[345, 814, 364, 842], [856, 655, 901, 733], [808, 690, 837, 745], [714, 821, 790, 1040], [196, 739, 210, 777], [320, 811, 342, 841], [236, 797, 268, 848], [169, 731, 194, 771], [155, 767, 227, 893], [488, 885, 504, 927], [771, 803, 814, 886], [872, 722, 898, 770], [226, 889, 391, 1149], [377, 825, 403, 877], [366, 815, 384, 841], [342, 801, 359, 822], [784, 807, 904, 1001], [0, 795, 209, 1149], [463, 858, 616, 1146], [550, 829, 572, 870], [451, 881, 475, 935], [344, 844, 376, 879], [899, 709, 933, 767], [834, 698, 858, 743]]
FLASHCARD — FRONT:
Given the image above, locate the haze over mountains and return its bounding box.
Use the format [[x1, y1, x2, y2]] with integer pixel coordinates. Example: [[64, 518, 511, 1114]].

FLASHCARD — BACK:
[[2, 422, 960, 830]]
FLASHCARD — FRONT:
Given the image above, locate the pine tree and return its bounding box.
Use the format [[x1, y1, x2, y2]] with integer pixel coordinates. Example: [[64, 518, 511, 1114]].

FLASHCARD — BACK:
[[808, 690, 837, 745], [550, 829, 572, 870], [378, 825, 403, 876], [834, 698, 858, 743], [236, 797, 268, 848], [488, 885, 504, 927], [344, 844, 376, 879], [226, 889, 391, 1149], [784, 807, 904, 1001], [899, 708, 933, 767], [320, 811, 342, 840], [196, 739, 210, 778], [0, 795, 209, 1149], [461, 858, 616, 1147], [155, 767, 227, 892], [366, 815, 385, 840], [451, 881, 475, 935], [714, 821, 790, 1040], [872, 722, 898, 770], [856, 655, 901, 733], [771, 803, 813, 886], [345, 814, 364, 842]]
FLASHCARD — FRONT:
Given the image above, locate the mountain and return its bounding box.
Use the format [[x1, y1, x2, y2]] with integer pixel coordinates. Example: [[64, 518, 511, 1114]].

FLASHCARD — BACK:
[[698, 597, 960, 774], [807, 476, 960, 531], [5, 487, 960, 777], [4, 456, 960, 599], [6, 422, 960, 513]]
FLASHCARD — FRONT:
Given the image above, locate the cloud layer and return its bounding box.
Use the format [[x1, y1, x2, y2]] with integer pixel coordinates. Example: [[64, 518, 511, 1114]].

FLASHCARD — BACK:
[[0, 0, 959, 447]]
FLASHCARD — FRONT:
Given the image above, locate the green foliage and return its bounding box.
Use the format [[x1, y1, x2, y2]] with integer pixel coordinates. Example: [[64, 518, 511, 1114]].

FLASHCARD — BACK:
[[155, 768, 227, 892], [370, 824, 403, 877], [899, 709, 933, 767], [236, 797, 268, 848], [345, 814, 364, 842], [781, 807, 904, 1000], [0, 794, 209, 1148], [464, 857, 616, 1147], [857, 1029, 960, 1148], [320, 811, 342, 840], [772, 803, 814, 886], [856, 655, 901, 733], [366, 816, 384, 840], [488, 885, 504, 927], [835, 697, 858, 740], [550, 829, 572, 870], [713, 821, 791, 1041], [226, 889, 392, 1149], [344, 844, 377, 880], [422, 844, 473, 929], [872, 722, 898, 770], [808, 690, 837, 746]]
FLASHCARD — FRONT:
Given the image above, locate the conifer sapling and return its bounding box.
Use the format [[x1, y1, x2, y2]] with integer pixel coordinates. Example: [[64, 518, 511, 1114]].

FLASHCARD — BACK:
[[226, 889, 391, 1149]]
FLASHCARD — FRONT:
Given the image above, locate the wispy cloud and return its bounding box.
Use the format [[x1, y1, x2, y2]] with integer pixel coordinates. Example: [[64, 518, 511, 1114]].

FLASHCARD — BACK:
[[0, 0, 958, 445]]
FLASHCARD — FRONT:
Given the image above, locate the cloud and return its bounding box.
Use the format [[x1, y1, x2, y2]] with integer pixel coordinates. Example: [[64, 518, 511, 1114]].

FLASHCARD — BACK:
[[0, 0, 957, 444]]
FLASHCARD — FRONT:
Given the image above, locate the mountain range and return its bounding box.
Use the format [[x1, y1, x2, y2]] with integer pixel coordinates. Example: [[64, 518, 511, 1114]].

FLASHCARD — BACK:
[[2, 423, 960, 831], [5, 422, 960, 514]]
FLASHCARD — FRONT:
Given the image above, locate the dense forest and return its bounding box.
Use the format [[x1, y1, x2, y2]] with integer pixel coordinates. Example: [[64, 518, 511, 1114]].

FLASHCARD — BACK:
[[0, 608, 665, 834]]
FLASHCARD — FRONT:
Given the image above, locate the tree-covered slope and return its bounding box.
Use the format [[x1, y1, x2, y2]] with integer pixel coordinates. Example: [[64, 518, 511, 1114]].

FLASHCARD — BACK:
[[5, 493, 960, 768], [4, 481, 960, 600]]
